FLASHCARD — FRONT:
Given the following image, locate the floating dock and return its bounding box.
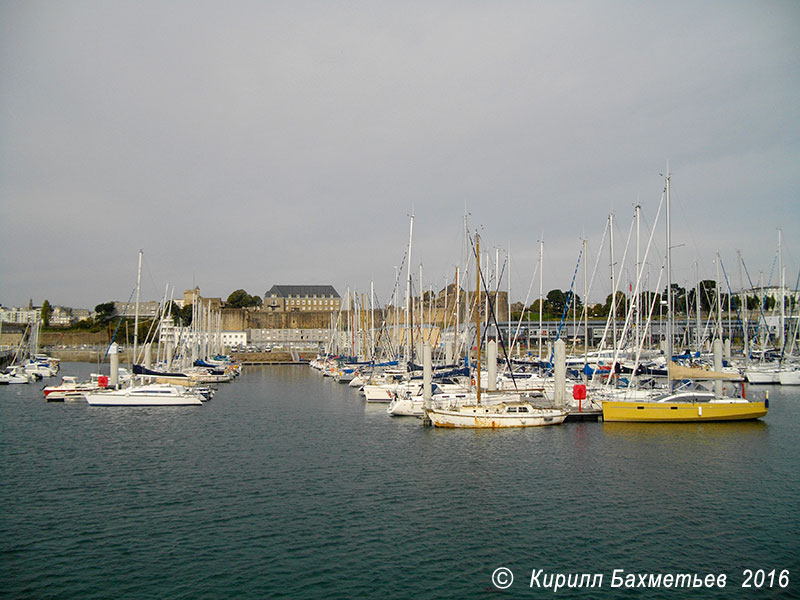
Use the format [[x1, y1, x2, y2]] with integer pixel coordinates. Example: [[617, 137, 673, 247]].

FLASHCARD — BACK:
[[564, 407, 603, 422]]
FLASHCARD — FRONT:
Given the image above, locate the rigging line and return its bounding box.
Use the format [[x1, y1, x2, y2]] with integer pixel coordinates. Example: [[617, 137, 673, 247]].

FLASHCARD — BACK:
[[779, 267, 800, 364], [597, 210, 636, 353], [468, 233, 517, 391], [630, 266, 665, 384], [766, 246, 778, 290], [587, 218, 610, 309], [102, 287, 137, 363], [740, 257, 775, 354], [719, 257, 747, 344], [510, 254, 540, 353], [603, 191, 665, 384], [370, 291, 395, 359], [141, 253, 160, 303], [549, 246, 583, 367]]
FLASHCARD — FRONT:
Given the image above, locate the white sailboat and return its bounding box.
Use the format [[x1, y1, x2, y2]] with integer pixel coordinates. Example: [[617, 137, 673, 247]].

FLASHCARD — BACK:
[[425, 232, 568, 428], [777, 367, 800, 385], [1, 365, 33, 384], [85, 251, 205, 407]]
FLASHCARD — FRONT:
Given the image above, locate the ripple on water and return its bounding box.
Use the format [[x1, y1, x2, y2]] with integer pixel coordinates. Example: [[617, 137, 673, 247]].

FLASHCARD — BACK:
[[2, 367, 799, 599]]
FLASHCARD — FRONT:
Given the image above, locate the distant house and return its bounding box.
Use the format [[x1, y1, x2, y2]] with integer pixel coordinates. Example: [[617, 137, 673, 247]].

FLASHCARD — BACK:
[[49, 306, 73, 327], [71, 308, 92, 322], [113, 301, 160, 319], [0, 306, 38, 324], [264, 285, 341, 313]]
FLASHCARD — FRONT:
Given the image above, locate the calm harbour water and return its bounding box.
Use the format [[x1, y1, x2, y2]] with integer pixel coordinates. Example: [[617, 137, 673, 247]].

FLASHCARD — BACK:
[[2, 364, 798, 599]]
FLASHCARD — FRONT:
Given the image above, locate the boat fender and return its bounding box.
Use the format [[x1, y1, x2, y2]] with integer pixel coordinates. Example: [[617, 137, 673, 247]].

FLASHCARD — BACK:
[[765, 391, 769, 409], [698, 406, 703, 416]]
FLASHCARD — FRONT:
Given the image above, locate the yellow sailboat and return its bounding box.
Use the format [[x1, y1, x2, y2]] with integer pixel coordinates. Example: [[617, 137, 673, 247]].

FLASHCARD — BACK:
[[601, 172, 768, 423], [601, 377, 768, 423]]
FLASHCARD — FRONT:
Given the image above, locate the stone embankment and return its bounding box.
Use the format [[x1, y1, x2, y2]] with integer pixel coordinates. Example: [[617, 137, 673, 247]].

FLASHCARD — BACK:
[[230, 352, 315, 365], [46, 348, 133, 363], [2, 331, 316, 365], [39, 349, 315, 365]]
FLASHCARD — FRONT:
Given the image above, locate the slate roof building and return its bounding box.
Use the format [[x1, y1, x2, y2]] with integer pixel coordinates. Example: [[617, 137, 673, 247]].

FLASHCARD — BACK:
[[264, 285, 341, 313]]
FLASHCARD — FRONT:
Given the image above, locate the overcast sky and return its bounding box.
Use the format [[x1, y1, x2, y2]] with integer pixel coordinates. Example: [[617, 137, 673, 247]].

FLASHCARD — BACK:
[[2, 1, 798, 310]]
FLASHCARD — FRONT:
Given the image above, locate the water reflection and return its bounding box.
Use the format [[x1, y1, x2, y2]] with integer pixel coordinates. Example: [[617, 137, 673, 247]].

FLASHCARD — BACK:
[[602, 419, 769, 441]]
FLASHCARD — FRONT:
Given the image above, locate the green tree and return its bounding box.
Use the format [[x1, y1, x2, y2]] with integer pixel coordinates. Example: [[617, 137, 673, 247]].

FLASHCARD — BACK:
[[226, 289, 263, 308], [571, 293, 583, 312], [94, 302, 115, 325], [687, 280, 722, 313], [589, 303, 607, 318], [164, 301, 182, 320], [604, 291, 627, 318], [546, 289, 568, 316], [527, 299, 544, 314], [178, 303, 193, 326], [662, 284, 687, 314], [40, 300, 52, 326]]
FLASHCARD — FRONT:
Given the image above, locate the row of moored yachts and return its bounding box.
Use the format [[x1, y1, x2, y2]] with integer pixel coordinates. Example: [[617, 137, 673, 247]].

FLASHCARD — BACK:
[[5, 353, 242, 406], [309, 347, 778, 426]]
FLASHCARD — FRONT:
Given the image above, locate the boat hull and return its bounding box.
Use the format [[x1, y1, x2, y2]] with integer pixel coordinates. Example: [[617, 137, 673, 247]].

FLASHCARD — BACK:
[[426, 405, 567, 428], [47, 390, 96, 401], [84, 394, 203, 406], [744, 369, 779, 384], [602, 400, 768, 422], [84, 384, 203, 406], [778, 370, 800, 385], [362, 384, 396, 403], [387, 397, 423, 417]]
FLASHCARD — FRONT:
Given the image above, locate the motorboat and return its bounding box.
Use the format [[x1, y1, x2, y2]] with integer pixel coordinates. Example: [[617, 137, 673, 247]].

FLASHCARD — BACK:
[[84, 383, 203, 406], [43, 376, 100, 401]]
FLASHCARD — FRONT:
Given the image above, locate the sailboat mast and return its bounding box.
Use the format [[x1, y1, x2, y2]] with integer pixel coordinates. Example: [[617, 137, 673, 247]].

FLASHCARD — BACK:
[[583, 238, 588, 368], [779, 228, 785, 351], [393, 266, 399, 359], [738, 250, 748, 357], [133, 249, 143, 366], [538, 239, 543, 360], [716, 252, 723, 343], [419, 262, 424, 356], [695, 261, 702, 352], [476, 233, 481, 405], [609, 214, 617, 357], [508, 247, 512, 356], [454, 267, 460, 361], [406, 215, 414, 363], [370, 280, 375, 362], [665, 172, 673, 390], [635, 204, 641, 351]]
